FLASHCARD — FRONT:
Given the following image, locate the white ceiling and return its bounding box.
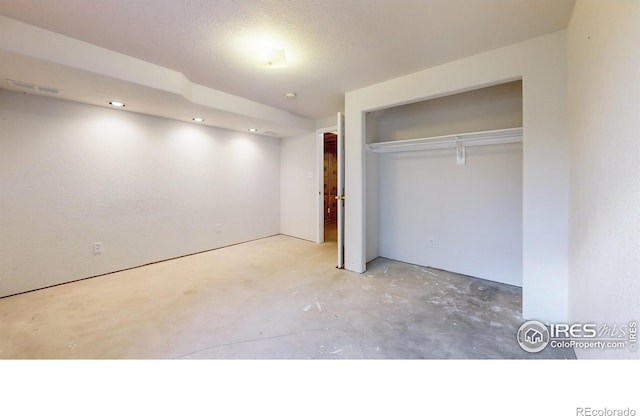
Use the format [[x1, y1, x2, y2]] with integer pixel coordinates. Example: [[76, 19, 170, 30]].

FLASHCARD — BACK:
[[0, 0, 576, 136]]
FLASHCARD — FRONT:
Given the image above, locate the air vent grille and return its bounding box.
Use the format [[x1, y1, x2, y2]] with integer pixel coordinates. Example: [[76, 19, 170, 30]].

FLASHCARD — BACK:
[[6, 79, 61, 95], [37, 85, 61, 94], [7, 79, 35, 90]]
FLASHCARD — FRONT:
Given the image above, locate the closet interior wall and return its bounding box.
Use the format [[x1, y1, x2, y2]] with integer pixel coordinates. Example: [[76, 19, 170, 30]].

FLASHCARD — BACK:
[[367, 81, 524, 286]]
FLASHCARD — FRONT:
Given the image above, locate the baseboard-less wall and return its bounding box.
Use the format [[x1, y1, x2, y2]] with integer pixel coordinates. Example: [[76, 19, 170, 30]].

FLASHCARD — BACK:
[[378, 143, 523, 286], [0, 90, 281, 297]]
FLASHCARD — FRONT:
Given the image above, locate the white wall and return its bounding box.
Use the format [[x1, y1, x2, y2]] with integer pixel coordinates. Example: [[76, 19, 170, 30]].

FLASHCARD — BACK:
[[315, 115, 339, 131], [0, 90, 281, 297], [378, 143, 523, 286], [567, 0, 640, 359], [374, 81, 522, 142], [280, 132, 318, 242], [346, 31, 569, 322]]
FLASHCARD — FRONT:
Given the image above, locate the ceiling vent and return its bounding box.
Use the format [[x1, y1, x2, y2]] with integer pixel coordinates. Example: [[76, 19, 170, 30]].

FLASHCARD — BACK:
[[36, 85, 61, 94], [6, 79, 61, 95]]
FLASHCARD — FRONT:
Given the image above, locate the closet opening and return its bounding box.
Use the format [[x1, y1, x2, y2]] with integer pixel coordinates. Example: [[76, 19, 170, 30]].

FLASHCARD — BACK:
[[365, 80, 523, 288]]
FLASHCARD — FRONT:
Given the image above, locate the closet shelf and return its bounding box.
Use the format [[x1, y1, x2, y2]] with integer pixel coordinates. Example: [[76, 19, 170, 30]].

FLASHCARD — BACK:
[[366, 127, 523, 154]]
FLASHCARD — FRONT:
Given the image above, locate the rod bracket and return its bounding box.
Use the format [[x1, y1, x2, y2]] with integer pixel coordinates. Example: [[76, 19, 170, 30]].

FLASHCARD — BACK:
[[456, 140, 466, 165]]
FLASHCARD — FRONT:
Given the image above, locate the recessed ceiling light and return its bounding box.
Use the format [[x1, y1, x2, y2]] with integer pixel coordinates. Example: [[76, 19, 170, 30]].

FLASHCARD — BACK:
[[284, 92, 297, 99], [248, 128, 258, 133], [109, 101, 125, 107], [193, 117, 204, 122]]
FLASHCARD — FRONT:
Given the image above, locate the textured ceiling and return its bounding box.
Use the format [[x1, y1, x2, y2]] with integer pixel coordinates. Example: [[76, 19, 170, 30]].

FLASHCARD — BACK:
[[0, 0, 575, 124]]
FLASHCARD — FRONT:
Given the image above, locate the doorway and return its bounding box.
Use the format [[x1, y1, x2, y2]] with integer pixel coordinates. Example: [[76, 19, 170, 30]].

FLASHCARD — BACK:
[[323, 132, 338, 242], [315, 113, 344, 269]]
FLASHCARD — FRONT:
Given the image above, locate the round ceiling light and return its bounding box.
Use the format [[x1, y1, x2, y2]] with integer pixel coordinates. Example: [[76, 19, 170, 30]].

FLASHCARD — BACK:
[[109, 101, 125, 107], [193, 117, 204, 122], [257, 49, 287, 69], [284, 92, 297, 99], [248, 128, 258, 133]]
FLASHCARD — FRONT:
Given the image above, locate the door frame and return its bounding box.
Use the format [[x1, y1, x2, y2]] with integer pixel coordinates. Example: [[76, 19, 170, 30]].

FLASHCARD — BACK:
[[316, 125, 338, 244]]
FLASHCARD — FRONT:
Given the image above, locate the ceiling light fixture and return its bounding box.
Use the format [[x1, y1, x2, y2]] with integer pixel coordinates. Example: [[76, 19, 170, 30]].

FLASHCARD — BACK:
[[193, 117, 204, 122], [257, 49, 287, 69], [248, 128, 258, 133], [284, 92, 297, 99], [109, 101, 125, 107]]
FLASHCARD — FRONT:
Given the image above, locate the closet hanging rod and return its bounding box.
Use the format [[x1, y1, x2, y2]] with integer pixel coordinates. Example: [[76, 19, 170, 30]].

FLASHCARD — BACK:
[[367, 127, 523, 154]]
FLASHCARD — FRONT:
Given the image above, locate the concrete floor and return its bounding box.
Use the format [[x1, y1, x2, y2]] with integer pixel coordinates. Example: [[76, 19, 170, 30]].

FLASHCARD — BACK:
[[0, 230, 575, 359]]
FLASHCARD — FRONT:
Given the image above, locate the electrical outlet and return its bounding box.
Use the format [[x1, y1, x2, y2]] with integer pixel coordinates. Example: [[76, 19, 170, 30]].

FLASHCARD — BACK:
[[216, 224, 222, 234], [428, 239, 436, 248], [93, 242, 103, 255]]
